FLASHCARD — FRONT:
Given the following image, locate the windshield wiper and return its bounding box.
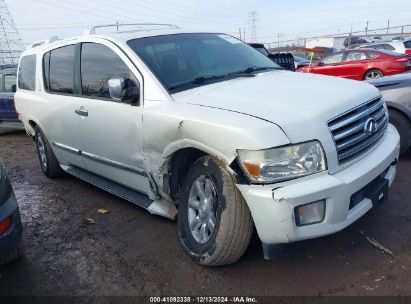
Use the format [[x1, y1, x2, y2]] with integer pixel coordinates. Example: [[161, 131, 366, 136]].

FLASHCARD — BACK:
[[228, 66, 282, 76], [169, 74, 225, 91]]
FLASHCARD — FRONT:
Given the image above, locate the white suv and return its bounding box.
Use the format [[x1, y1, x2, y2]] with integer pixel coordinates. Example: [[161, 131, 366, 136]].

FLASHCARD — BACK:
[[15, 24, 400, 266]]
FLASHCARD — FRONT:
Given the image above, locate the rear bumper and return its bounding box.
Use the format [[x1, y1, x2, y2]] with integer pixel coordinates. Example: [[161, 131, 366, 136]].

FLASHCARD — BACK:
[[237, 124, 400, 245], [0, 192, 23, 259], [0, 120, 25, 130]]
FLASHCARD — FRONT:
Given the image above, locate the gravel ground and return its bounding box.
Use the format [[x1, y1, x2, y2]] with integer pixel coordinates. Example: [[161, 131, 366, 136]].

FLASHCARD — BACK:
[[0, 131, 410, 297]]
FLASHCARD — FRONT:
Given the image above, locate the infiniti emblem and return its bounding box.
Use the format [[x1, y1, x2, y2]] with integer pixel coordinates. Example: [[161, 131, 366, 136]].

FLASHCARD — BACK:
[[364, 118, 378, 136]]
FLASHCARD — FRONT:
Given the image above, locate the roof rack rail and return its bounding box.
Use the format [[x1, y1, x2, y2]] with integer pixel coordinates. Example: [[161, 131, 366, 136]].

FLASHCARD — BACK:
[[84, 23, 179, 35], [28, 36, 60, 49]]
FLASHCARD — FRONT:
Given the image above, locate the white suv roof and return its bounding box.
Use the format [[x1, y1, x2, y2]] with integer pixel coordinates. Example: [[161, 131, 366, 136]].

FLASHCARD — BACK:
[[25, 23, 214, 54]]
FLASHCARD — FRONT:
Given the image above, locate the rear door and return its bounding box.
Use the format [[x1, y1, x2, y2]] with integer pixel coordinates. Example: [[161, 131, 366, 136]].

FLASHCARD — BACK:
[[342, 51, 370, 80], [41, 44, 85, 168]]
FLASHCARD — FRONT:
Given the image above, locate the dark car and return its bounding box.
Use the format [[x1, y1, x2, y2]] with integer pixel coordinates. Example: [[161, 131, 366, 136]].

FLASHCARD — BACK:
[[344, 36, 368, 49], [248, 43, 295, 71], [0, 65, 23, 130], [367, 73, 411, 155], [0, 160, 24, 265], [297, 49, 411, 80]]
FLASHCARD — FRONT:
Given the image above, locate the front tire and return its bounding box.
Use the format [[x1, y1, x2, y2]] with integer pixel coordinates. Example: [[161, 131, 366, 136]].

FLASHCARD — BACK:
[[363, 69, 384, 80], [178, 156, 253, 266], [35, 127, 63, 178], [389, 109, 411, 155]]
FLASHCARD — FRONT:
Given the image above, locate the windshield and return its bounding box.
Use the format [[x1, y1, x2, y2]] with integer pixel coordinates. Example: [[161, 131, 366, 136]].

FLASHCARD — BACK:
[[127, 33, 280, 92], [253, 46, 270, 56]]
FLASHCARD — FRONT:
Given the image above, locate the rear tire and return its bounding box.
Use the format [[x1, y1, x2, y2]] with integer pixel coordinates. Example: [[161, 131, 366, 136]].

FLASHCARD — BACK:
[[35, 127, 63, 178], [389, 109, 411, 155], [178, 156, 253, 266], [363, 69, 384, 80]]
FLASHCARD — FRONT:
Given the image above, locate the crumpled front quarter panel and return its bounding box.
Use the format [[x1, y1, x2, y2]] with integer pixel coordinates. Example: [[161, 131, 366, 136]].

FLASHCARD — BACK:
[[142, 101, 290, 183]]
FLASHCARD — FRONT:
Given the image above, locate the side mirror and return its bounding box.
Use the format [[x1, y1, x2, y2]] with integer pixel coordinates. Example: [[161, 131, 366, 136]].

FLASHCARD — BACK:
[[108, 77, 140, 106], [11, 84, 16, 93]]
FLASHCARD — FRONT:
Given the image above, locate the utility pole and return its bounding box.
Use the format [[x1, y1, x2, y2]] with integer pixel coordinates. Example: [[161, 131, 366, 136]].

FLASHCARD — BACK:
[[348, 23, 353, 49], [0, 0, 24, 65], [249, 11, 258, 43], [387, 19, 390, 34], [238, 27, 246, 42], [365, 21, 369, 36]]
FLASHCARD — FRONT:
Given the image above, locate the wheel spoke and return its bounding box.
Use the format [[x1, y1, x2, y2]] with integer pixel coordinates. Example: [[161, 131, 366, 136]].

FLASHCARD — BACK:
[[188, 199, 200, 210], [189, 216, 200, 231], [195, 180, 205, 199], [207, 215, 216, 232], [200, 223, 208, 242]]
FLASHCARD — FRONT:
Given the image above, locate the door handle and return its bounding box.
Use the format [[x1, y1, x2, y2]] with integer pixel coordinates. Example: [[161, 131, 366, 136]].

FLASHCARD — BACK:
[[75, 108, 88, 117]]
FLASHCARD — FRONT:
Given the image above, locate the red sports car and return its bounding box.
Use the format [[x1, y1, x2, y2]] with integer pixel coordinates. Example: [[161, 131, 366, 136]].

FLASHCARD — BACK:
[[297, 49, 411, 80]]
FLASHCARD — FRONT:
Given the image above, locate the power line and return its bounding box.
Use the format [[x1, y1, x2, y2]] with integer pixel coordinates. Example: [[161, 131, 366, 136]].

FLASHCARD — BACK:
[[0, 0, 24, 64], [144, 0, 244, 19]]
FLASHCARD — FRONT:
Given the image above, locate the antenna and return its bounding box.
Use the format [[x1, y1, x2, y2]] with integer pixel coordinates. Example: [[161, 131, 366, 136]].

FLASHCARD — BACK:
[[0, 0, 24, 65]]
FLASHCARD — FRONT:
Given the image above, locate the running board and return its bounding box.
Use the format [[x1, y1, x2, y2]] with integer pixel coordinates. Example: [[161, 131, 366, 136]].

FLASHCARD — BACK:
[[66, 166, 153, 209]]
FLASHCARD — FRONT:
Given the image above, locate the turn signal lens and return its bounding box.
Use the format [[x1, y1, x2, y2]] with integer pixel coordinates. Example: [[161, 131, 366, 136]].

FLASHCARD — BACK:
[[243, 162, 261, 177]]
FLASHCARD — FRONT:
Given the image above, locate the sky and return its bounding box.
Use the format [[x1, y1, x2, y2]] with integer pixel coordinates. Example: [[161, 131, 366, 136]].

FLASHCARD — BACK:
[[5, 0, 411, 46]]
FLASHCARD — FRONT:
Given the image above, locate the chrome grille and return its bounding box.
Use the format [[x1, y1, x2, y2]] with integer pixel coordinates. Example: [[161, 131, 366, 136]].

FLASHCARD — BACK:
[[328, 97, 388, 164]]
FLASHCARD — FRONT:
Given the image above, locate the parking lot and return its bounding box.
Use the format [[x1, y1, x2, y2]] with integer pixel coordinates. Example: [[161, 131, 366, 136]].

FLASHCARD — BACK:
[[0, 131, 409, 296]]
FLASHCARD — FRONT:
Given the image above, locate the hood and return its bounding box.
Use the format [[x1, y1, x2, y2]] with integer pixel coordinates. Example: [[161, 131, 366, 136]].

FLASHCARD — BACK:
[[172, 71, 380, 174], [367, 73, 411, 88], [172, 71, 380, 142]]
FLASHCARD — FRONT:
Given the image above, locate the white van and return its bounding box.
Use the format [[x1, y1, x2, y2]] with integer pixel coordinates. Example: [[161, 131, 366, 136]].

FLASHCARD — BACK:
[[15, 24, 400, 266]]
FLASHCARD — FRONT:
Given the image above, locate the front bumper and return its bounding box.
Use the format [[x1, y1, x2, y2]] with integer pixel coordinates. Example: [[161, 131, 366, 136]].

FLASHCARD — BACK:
[[237, 124, 400, 245], [0, 191, 23, 259]]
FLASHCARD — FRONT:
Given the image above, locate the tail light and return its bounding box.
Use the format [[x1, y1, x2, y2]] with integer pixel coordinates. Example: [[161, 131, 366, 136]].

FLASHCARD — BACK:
[[405, 49, 411, 55], [0, 217, 12, 236]]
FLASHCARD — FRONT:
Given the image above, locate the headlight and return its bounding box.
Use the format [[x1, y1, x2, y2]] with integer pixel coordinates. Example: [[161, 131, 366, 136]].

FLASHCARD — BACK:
[[237, 140, 327, 183]]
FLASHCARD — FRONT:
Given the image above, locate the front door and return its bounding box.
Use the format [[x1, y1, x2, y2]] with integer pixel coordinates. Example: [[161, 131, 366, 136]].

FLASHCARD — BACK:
[[74, 41, 149, 194]]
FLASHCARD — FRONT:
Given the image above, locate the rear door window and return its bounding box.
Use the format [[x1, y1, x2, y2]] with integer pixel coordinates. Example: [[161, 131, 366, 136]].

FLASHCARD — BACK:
[[366, 52, 379, 59], [48, 45, 75, 94], [18, 55, 36, 91], [345, 52, 367, 62], [404, 41, 411, 48]]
